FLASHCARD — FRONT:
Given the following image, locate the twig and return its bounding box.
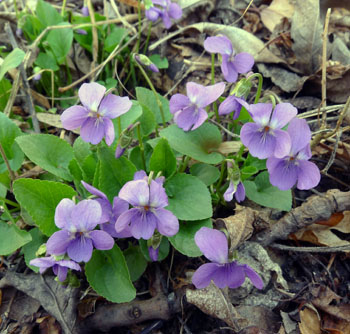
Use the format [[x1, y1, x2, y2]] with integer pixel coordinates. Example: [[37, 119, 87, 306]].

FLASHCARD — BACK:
[[5, 23, 40, 133], [4, 70, 21, 117], [254, 189, 350, 246], [271, 243, 350, 253], [322, 129, 342, 174], [87, 0, 98, 77], [110, 0, 137, 34]]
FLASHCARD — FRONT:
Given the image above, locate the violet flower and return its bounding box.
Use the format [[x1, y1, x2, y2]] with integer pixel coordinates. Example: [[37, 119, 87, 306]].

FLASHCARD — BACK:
[[224, 181, 245, 203], [76, 29, 88, 35], [219, 95, 249, 119], [81, 181, 132, 238], [46, 199, 114, 262], [146, 0, 182, 29], [82, 6, 89, 16], [169, 82, 225, 131], [148, 246, 159, 261], [135, 54, 159, 73], [204, 35, 254, 83], [116, 170, 179, 240], [240, 103, 297, 159], [192, 227, 263, 289], [61, 82, 132, 146], [30, 256, 81, 282], [267, 118, 321, 190]]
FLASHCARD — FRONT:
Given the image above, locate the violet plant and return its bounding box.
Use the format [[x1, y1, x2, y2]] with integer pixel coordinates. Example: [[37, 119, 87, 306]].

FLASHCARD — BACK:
[[0, 3, 322, 306]]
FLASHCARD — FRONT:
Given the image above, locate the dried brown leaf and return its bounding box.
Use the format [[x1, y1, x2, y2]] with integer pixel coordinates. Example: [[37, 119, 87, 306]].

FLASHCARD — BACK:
[[36, 113, 80, 134], [260, 0, 295, 32], [299, 306, 322, 334]]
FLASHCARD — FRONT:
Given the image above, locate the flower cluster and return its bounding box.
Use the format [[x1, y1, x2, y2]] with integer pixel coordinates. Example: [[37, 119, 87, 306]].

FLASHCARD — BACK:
[[145, 0, 182, 29], [192, 227, 263, 289]]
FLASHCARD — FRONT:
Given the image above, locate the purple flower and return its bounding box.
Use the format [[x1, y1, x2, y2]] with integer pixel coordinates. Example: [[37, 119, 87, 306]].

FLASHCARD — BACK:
[[219, 95, 249, 119], [240, 103, 297, 159], [116, 170, 179, 240], [61, 82, 132, 146], [267, 118, 321, 190], [115, 145, 125, 158], [33, 73, 42, 81], [146, 0, 182, 29], [170, 82, 225, 131], [30, 256, 81, 282], [81, 181, 132, 238], [82, 6, 89, 16], [134, 54, 159, 73], [192, 227, 263, 289], [224, 181, 245, 203], [148, 246, 159, 261], [46, 199, 114, 262], [76, 29, 88, 35], [204, 35, 254, 83]]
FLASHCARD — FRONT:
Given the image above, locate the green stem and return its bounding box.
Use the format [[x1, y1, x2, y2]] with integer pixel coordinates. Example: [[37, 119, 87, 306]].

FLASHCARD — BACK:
[[135, 0, 142, 53], [215, 161, 226, 195], [211, 54, 220, 122], [135, 60, 166, 127], [143, 22, 152, 54], [0, 143, 15, 191], [0, 197, 19, 208], [13, 0, 19, 19], [136, 123, 146, 171], [247, 73, 263, 104], [117, 117, 122, 138], [178, 156, 190, 173], [1, 201, 16, 224], [61, 0, 67, 16]]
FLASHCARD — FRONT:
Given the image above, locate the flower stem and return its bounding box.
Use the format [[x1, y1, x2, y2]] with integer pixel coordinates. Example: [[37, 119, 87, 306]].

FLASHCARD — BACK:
[[135, 0, 142, 54], [178, 155, 190, 173], [211, 54, 220, 122], [215, 160, 226, 195], [1, 201, 16, 225], [247, 73, 263, 104], [135, 60, 166, 127], [0, 198, 19, 208], [137, 123, 147, 171], [0, 143, 15, 191], [61, 0, 67, 16], [117, 117, 122, 138], [143, 22, 152, 54]]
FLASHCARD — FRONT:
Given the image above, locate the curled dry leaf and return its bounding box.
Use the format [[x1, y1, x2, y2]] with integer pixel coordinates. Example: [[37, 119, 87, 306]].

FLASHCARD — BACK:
[[299, 305, 322, 334], [186, 283, 247, 330]]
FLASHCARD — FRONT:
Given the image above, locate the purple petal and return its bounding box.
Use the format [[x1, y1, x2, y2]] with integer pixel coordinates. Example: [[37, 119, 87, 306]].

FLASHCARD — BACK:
[[103, 117, 115, 146], [118, 179, 150, 206], [149, 64, 159, 73], [60, 106, 89, 130], [243, 264, 264, 289], [196, 82, 226, 108], [240, 122, 260, 148], [112, 197, 129, 221], [134, 170, 147, 180], [221, 56, 238, 83], [267, 158, 298, 190], [223, 181, 235, 202], [192, 263, 221, 289], [79, 82, 106, 111], [115, 208, 139, 233], [58, 259, 81, 271], [146, 7, 161, 21], [174, 106, 207, 131], [249, 103, 273, 125], [154, 208, 179, 237], [99, 95, 132, 119], [288, 118, 311, 155], [114, 225, 133, 238], [168, 3, 182, 19], [90, 230, 114, 250], [273, 129, 291, 158], [203, 36, 233, 55], [296, 160, 321, 190], [270, 103, 297, 129], [186, 82, 205, 103], [54, 265, 68, 281], [169, 94, 190, 114], [80, 117, 105, 145], [130, 211, 157, 240], [81, 6, 89, 16], [149, 180, 168, 208], [30, 257, 55, 272], [219, 95, 249, 118], [95, 198, 112, 224], [235, 182, 245, 203], [115, 145, 125, 158], [161, 12, 172, 29], [225, 263, 246, 288], [76, 29, 88, 35], [195, 227, 228, 264], [81, 181, 108, 200], [148, 246, 159, 261], [232, 53, 254, 74], [46, 230, 71, 255], [71, 199, 101, 231], [55, 198, 75, 229], [67, 236, 93, 262], [297, 144, 312, 160]]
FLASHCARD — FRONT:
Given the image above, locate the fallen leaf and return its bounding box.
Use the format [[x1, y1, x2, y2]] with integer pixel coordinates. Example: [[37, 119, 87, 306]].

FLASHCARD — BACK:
[[299, 306, 322, 334], [260, 0, 295, 32], [36, 113, 80, 134]]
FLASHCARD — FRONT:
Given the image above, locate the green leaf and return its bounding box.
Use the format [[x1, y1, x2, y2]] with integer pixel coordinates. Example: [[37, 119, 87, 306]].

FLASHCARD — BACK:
[[46, 23, 73, 64], [124, 245, 147, 282], [0, 221, 32, 255], [112, 100, 143, 138], [150, 138, 176, 178], [85, 245, 136, 303], [129, 143, 153, 172], [139, 237, 170, 262], [169, 219, 212, 257], [244, 171, 292, 211], [73, 137, 91, 165], [16, 134, 74, 181], [139, 104, 157, 136], [149, 54, 168, 69], [165, 174, 212, 221], [36, 0, 62, 27], [0, 48, 25, 81], [244, 153, 266, 171], [98, 147, 136, 201], [160, 123, 224, 164], [190, 163, 220, 186], [104, 26, 127, 52], [240, 165, 259, 181], [34, 52, 59, 71], [22, 228, 47, 273], [0, 78, 12, 111], [136, 87, 172, 124], [0, 112, 24, 173], [13, 179, 77, 236]]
